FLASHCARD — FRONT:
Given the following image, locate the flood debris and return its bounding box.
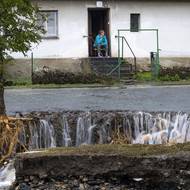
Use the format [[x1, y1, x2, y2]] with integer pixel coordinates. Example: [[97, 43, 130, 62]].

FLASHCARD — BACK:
[[0, 116, 33, 164]]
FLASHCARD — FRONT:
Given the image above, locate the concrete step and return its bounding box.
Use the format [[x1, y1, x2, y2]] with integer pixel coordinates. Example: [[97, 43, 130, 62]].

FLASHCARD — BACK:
[[90, 57, 135, 78], [91, 58, 118, 65], [92, 64, 132, 70], [90, 57, 118, 62], [120, 79, 136, 85], [120, 68, 133, 73]]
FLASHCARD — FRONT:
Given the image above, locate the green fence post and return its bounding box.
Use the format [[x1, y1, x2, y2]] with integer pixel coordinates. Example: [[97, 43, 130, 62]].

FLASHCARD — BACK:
[[31, 52, 34, 83], [151, 52, 159, 80], [118, 30, 121, 80], [156, 29, 160, 77]]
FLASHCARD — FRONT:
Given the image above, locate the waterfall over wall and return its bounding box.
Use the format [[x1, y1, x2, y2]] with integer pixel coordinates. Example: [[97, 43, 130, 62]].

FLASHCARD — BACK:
[[1, 111, 190, 189], [19, 111, 190, 149], [61, 115, 72, 147]]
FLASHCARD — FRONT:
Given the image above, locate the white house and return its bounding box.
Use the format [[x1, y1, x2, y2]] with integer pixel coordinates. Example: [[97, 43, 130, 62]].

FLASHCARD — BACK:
[[8, 0, 190, 79]]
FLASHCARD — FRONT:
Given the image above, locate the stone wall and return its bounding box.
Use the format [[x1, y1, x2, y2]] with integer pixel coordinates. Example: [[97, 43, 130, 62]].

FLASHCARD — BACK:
[[4, 58, 92, 82], [13, 144, 190, 190], [4, 59, 31, 81], [125, 57, 190, 72], [4, 57, 190, 82]]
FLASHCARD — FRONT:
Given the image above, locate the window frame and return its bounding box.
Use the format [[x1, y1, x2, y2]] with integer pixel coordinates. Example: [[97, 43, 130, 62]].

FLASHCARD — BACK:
[[39, 10, 59, 39], [130, 13, 140, 32]]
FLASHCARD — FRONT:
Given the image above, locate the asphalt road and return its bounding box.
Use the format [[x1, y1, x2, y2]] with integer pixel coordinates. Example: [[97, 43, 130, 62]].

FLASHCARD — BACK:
[[5, 85, 190, 114]]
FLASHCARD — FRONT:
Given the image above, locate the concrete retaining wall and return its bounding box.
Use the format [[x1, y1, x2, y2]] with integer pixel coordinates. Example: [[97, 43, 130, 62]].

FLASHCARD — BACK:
[[4, 57, 190, 81], [4, 58, 92, 81]]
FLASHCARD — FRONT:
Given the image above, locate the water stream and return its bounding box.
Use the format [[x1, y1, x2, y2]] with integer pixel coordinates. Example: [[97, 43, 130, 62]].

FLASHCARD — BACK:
[[1, 111, 190, 188], [17, 111, 190, 147], [0, 161, 15, 190]]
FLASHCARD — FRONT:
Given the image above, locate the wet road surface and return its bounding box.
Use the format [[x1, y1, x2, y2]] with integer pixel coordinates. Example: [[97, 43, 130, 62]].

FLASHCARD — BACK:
[[5, 85, 190, 114]]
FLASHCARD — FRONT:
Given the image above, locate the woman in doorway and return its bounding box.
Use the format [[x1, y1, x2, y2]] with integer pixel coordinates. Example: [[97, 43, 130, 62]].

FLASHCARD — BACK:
[[94, 30, 108, 57]]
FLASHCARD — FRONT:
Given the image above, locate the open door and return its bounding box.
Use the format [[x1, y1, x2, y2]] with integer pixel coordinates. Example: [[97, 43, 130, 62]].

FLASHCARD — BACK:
[[88, 8, 110, 57]]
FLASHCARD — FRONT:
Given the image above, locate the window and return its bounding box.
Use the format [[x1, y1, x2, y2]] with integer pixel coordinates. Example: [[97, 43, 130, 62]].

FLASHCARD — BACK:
[[130, 13, 140, 32], [38, 10, 58, 38]]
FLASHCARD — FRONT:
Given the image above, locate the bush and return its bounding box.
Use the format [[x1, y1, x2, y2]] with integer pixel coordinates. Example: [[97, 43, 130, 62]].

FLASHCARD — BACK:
[[32, 70, 114, 85], [160, 67, 190, 80], [159, 74, 180, 81]]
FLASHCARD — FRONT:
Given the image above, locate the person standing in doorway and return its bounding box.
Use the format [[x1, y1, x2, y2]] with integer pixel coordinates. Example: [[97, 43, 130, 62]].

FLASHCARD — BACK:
[[94, 30, 108, 57]]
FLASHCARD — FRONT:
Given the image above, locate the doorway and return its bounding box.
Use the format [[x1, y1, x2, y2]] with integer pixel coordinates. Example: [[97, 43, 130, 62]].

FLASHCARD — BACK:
[[88, 8, 110, 57]]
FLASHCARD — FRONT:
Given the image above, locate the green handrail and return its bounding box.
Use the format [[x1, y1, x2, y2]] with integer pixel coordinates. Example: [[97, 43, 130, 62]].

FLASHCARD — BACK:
[[108, 29, 160, 80], [118, 29, 160, 66], [109, 35, 137, 78], [107, 58, 122, 76], [120, 36, 137, 73]]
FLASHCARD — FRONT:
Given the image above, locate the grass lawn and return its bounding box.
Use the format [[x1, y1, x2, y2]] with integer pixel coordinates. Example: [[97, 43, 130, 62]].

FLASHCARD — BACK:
[[19, 143, 190, 158], [135, 71, 190, 86]]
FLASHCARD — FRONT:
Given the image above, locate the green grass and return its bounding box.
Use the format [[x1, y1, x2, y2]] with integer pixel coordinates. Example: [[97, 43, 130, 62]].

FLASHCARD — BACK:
[[135, 72, 152, 82], [4, 78, 32, 87], [5, 82, 122, 89], [18, 143, 190, 159], [135, 71, 190, 86], [135, 72, 182, 82], [4, 76, 121, 89]]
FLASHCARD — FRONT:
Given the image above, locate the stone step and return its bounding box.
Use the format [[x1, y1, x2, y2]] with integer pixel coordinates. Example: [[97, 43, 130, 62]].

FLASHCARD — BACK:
[[120, 75, 133, 79], [92, 69, 134, 77], [91, 60, 118, 64], [92, 64, 132, 70], [120, 67, 133, 73], [91, 67, 117, 72], [112, 73, 135, 80], [90, 57, 118, 62], [90, 58, 119, 66], [90, 57, 135, 79], [120, 79, 136, 85]]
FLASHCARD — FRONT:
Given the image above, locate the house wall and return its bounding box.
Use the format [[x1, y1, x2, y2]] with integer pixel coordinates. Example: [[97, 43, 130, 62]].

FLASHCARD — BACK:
[[7, 0, 190, 80], [12, 0, 190, 59], [111, 1, 190, 59]]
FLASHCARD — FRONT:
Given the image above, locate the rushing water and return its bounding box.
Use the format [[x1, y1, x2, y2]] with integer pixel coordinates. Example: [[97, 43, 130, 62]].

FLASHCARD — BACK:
[[16, 111, 190, 148], [74, 111, 190, 146], [0, 161, 15, 190], [1, 111, 190, 188], [76, 112, 97, 146], [27, 119, 56, 150], [61, 115, 72, 147]]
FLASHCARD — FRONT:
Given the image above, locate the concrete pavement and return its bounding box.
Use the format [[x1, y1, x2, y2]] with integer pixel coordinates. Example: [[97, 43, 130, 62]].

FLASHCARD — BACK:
[[5, 85, 190, 114]]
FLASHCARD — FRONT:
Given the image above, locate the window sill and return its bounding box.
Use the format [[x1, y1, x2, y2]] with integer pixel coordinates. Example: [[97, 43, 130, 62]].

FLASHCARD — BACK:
[[42, 36, 59, 40]]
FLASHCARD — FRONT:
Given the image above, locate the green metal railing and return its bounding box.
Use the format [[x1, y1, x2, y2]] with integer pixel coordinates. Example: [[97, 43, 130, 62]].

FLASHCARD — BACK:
[[108, 35, 137, 78], [31, 52, 34, 82], [112, 29, 160, 80], [118, 35, 137, 72], [118, 29, 160, 61]]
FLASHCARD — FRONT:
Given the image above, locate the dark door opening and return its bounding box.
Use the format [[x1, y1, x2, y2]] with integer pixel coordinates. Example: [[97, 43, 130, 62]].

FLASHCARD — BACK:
[[88, 8, 110, 57]]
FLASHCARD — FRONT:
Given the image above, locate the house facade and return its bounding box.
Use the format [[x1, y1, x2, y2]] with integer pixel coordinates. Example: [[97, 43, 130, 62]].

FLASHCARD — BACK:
[[8, 0, 190, 79]]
